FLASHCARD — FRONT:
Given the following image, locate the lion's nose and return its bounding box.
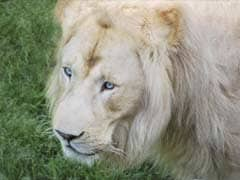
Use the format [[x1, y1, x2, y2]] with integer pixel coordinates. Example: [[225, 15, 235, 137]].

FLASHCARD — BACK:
[[55, 129, 85, 141]]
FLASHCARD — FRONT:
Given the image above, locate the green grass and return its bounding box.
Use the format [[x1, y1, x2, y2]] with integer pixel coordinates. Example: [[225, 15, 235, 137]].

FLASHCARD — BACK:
[[0, 0, 170, 179]]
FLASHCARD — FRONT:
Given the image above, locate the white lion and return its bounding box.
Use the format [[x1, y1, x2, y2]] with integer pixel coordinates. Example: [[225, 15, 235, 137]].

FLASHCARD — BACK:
[[47, 1, 240, 180]]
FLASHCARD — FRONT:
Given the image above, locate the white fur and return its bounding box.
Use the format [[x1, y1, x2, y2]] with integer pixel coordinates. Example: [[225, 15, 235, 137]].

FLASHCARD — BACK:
[[47, 1, 240, 180]]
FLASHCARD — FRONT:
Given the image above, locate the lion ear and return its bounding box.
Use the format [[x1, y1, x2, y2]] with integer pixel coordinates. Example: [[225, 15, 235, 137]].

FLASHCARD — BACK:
[[142, 7, 182, 47], [158, 8, 182, 45], [55, 0, 74, 24], [55, 0, 93, 34]]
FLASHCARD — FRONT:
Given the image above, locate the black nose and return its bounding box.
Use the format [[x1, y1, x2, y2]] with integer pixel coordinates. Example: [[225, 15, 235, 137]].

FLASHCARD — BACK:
[[55, 129, 85, 141]]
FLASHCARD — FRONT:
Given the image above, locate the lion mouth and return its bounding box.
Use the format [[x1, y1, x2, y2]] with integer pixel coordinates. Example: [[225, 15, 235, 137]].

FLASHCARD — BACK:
[[66, 144, 98, 156]]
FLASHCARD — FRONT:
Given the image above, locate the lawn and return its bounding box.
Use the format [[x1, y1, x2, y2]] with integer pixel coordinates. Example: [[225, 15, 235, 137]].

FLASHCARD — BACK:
[[0, 0, 170, 179]]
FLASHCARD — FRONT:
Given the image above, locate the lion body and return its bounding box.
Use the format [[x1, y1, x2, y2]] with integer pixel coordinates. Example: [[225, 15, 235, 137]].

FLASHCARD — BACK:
[[47, 1, 240, 180]]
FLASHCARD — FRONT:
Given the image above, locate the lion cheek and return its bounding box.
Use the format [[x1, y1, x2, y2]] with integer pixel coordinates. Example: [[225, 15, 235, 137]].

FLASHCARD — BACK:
[[112, 123, 129, 150]]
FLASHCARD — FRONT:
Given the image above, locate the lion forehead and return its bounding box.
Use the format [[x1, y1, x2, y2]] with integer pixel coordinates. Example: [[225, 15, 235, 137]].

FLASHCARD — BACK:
[[61, 21, 140, 79]]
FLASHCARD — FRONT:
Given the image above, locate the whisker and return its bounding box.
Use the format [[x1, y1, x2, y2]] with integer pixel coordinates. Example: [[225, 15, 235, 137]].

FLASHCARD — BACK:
[[107, 145, 127, 158], [69, 139, 127, 158], [89, 143, 126, 158]]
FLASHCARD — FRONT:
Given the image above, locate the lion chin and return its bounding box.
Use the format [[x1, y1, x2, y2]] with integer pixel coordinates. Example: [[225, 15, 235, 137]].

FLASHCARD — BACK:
[[63, 145, 99, 166], [47, 1, 240, 180]]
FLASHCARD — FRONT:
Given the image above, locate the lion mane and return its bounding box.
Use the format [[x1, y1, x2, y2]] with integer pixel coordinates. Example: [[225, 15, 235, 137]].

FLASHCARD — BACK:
[[47, 1, 240, 180]]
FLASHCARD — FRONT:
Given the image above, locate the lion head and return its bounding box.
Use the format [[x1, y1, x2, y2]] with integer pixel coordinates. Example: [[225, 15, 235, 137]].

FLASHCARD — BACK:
[[47, 1, 240, 179], [47, 0, 178, 166]]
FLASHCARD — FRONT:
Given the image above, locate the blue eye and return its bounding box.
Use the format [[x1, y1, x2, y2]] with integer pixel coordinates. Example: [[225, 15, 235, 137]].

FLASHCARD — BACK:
[[102, 81, 115, 91], [63, 67, 72, 78]]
